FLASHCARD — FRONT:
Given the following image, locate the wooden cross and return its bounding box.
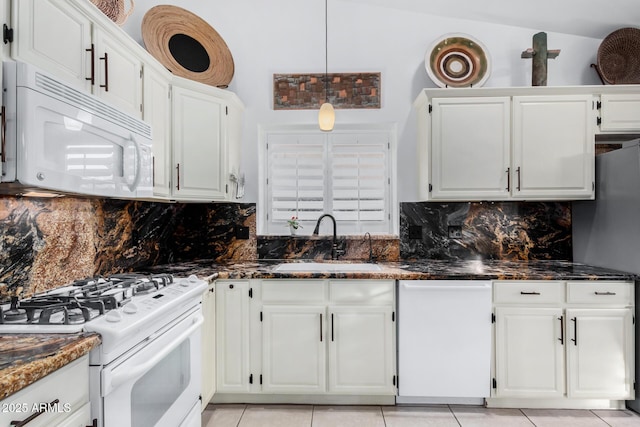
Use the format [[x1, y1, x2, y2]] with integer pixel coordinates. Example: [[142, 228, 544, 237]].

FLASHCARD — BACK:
[[521, 32, 560, 86]]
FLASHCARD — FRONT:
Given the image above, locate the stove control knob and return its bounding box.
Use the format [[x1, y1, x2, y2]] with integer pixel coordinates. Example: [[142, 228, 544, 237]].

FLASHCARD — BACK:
[[179, 274, 199, 287], [106, 310, 123, 323], [123, 303, 138, 314]]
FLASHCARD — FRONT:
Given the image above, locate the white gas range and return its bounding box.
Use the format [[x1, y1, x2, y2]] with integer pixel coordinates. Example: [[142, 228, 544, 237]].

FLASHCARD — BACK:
[[0, 273, 207, 427]]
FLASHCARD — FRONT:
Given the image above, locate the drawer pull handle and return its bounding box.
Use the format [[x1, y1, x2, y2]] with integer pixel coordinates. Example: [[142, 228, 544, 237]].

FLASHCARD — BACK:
[[320, 313, 323, 342], [595, 291, 616, 296], [520, 291, 541, 295], [11, 399, 59, 426], [571, 317, 578, 346], [558, 316, 564, 345]]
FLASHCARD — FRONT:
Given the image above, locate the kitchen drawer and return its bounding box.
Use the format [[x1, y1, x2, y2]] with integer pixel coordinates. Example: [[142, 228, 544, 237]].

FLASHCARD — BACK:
[[493, 281, 564, 304], [0, 355, 89, 427], [261, 280, 326, 303], [329, 280, 394, 304], [567, 281, 634, 305]]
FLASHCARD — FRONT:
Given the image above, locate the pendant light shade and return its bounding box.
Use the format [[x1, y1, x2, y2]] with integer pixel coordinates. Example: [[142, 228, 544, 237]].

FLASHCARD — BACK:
[[318, 0, 334, 132], [319, 101, 335, 131]]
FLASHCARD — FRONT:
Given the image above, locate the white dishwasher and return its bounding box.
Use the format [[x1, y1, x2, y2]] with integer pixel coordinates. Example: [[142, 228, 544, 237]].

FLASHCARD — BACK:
[[398, 280, 492, 404]]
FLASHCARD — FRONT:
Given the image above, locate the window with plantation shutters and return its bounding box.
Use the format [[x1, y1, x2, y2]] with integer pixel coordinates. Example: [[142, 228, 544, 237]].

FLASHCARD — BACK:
[[260, 125, 396, 235]]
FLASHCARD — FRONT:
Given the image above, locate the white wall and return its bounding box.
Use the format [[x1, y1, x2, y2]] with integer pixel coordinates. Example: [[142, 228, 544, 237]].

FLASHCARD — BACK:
[[122, 0, 602, 203]]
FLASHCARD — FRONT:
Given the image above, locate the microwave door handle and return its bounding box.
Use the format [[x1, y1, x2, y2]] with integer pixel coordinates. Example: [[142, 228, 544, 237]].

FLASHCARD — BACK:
[[107, 315, 204, 393], [126, 134, 142, 192]]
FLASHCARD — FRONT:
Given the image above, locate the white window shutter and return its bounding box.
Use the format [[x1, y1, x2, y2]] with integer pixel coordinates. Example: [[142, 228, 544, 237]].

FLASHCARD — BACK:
[[267, 134, 326, 233], [263, 127, 393, 235], [330, 133, 390, 233]]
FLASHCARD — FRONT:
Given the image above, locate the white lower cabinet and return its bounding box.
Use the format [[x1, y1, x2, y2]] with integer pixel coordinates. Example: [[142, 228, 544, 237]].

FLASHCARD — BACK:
[[494, 307, 565, 398], [0, 355, 92, 427], [566, 308, 634, 399], [201, 281, 216, 409], [262, 305, 327, 394], [491, 280, 635, 408], [214, 279, 396, 402], [328, 305, 395, 394], [215, 280, 251, 394]]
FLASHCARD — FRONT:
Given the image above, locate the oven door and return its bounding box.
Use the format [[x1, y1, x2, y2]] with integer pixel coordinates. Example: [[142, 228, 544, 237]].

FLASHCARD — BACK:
[[100, 308, 203, 427]]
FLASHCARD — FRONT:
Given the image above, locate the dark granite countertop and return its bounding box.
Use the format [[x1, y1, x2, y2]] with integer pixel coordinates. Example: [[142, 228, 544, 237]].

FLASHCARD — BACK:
[[1, 259, 633, 400], [144, 259, 637, 282], [0, 332, 101, 400]]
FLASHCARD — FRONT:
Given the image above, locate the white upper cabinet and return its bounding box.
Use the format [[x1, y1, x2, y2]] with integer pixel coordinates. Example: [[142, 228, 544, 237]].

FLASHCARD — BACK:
[[414, 86, 640, 202], [143, 62, 172, 198], [13, 0, 143, 118], [0, 0, 8, 109], [9, 0, 245, 202], [598, 94, 640, 133], [13, 0, 92, 91], [512, 95, 594, 200], [171, 78, 244, 201], [91, 24, 142, 117], [430, 97, 511, 200]]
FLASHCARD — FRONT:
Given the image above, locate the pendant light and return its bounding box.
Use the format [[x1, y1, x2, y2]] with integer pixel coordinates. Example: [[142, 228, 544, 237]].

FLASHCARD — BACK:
[[318, 0, 335, 131]]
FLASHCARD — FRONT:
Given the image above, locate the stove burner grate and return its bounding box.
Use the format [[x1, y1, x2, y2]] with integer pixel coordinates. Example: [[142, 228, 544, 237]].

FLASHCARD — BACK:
[[0, 273, 175, 325]]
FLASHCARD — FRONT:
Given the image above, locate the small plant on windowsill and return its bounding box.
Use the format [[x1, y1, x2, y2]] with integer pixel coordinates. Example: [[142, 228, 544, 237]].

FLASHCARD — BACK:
[[286, 216, 302, 235]]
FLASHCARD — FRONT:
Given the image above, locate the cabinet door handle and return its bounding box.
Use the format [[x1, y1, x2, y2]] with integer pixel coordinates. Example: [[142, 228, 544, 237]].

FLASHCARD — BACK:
[[100, 52, 109, 91], [571, 317, 577, 346], [558, 316, 564, 345], [1, 105, 6, 163], [319, 313, 323, 342], [595, 291, 616, 296], [176, 163, 180, 190], [86, 44, 95, 85], [516, 166, 521, 191], [152, 156, 155, 186], [520, 291, 541, 295], [11, 399, 59, 426], [331, 313, 334, 342], [506, 167, 511, 191]]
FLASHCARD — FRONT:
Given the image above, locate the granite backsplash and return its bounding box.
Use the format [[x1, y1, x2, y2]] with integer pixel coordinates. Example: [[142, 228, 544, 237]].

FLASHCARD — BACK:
[[0, 197, 255, 299], [0, 196, 572, 300]]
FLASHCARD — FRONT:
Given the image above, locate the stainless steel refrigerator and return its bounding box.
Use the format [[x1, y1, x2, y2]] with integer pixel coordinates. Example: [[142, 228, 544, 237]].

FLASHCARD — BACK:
[[573, 139, 640, 411]]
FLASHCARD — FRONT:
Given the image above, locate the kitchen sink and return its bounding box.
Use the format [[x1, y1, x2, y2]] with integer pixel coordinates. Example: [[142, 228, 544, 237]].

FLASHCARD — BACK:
[[273, 262, 382, 272]]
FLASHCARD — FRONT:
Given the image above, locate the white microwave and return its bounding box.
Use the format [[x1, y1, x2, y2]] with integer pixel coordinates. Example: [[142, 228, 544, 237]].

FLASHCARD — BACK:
[[0, 61, 153, 198]]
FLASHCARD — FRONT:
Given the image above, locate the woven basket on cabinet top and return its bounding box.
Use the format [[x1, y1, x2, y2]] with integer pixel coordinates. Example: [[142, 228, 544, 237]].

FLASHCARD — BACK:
[[90, 0, 134, 26], [597, 27, 640, 84]]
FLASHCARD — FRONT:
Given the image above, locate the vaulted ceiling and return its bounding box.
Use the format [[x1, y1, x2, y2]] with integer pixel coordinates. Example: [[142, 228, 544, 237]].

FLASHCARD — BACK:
[[344, 0, 640, 40]]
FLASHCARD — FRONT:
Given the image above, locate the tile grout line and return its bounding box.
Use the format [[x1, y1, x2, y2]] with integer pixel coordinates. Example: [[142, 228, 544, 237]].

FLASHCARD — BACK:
[[590, 409, 614, 427], [379, 405, 387, 427], [235, 404, 248, 427], [519, 408, 538, 426], [446, 404, 463, 427]]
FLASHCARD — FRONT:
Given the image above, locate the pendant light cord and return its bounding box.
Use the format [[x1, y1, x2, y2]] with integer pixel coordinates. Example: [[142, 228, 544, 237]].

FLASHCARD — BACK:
[[324, 0, 329, 103]]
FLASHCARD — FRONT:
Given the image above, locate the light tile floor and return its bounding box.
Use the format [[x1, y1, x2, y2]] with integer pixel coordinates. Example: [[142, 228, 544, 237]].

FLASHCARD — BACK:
[[202, 404, 640, 427]]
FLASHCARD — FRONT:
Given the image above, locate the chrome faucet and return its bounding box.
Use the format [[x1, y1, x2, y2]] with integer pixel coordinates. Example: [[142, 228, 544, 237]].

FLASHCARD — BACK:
[[312, 214, 344, 260]]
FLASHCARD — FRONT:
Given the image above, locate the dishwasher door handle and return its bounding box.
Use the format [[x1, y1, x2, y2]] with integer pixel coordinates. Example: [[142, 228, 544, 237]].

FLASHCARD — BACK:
[[400, 284, 491, 291]]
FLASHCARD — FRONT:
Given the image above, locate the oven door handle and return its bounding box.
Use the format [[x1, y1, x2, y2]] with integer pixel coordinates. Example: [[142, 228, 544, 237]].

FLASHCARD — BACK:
[[108, 315, 203, 391]]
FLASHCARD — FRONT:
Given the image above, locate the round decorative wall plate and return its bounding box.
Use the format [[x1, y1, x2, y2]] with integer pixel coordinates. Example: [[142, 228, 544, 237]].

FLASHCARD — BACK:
[[425, 33, 491, 88], [142, 5, 234, 88]]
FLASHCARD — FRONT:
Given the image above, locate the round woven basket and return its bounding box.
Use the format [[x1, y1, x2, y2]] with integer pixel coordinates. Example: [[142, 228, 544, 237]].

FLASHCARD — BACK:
[[597, 27, 640, 84], [141, 5, 234, 88], [90, 0, 134, 26]]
